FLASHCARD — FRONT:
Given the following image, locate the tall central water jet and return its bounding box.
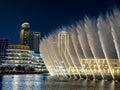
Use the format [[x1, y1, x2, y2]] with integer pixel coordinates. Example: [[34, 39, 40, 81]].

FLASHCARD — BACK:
[[40, 8, 120, 80]]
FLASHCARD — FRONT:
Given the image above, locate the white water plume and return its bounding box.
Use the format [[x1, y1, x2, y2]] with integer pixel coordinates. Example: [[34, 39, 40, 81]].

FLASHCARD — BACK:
[[40, 8, 120, 80]]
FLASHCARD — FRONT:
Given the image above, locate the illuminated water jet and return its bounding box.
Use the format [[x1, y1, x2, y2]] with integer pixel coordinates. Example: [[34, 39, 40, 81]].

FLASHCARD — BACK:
[[40, 9, 120, 80]]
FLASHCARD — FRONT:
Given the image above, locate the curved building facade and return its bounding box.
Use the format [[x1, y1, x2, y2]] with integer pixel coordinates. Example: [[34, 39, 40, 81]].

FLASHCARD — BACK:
[[2, 45, 32, 68], [20, 22, 30, 45], [40, 9, 120, 80]]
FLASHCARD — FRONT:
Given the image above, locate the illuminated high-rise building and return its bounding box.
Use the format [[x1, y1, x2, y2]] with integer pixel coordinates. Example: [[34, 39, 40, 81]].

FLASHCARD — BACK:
[[20, 22, 30, 45], [29, 31, 40, 53]]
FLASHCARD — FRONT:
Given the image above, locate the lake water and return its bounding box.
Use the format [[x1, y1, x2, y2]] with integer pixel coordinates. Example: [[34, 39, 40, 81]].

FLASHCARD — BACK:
[[0, 74, 120, 90]]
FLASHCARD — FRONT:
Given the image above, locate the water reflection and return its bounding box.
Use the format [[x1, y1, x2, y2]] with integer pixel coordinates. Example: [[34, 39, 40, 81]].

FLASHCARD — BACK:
[[0, 74, 43, 90], [0, 74, 120, 90]]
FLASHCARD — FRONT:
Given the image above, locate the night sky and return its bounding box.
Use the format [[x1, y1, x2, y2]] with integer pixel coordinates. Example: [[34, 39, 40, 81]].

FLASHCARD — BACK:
[[0, 0, 120, 44]]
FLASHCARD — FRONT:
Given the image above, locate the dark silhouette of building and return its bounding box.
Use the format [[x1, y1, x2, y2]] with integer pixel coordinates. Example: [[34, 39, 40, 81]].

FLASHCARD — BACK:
[[29, 31, 40, 53], [0, 38, 9, 63]]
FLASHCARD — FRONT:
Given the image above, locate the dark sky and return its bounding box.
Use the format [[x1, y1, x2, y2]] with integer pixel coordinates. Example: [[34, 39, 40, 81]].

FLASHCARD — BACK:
[[0, 0, 120, 44]]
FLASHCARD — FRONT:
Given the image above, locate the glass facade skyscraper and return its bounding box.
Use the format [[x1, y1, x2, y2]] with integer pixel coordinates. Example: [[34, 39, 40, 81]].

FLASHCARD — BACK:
[[29, 31, 40, 53]]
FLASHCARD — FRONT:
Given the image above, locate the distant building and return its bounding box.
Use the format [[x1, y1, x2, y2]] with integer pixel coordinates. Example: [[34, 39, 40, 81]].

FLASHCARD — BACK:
[[29, 31, 40, 53], [20, 22, 30, 45], [58, 31, 69, 54], [20, 22, 40, 53], [0, 38, 9, 64]]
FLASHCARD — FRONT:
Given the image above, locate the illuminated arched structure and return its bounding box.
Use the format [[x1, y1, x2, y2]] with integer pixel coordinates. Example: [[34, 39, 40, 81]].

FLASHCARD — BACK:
[[20, 22, 30, 45]]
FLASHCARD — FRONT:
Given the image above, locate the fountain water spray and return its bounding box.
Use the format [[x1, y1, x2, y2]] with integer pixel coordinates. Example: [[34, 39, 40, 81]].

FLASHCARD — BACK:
[[40, 8, 120, 80]]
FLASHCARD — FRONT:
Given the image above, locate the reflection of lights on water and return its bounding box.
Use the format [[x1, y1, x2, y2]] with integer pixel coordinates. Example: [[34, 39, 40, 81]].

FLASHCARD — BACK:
[[110, 81, 115, 89], [13, 75, 19, 90]]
